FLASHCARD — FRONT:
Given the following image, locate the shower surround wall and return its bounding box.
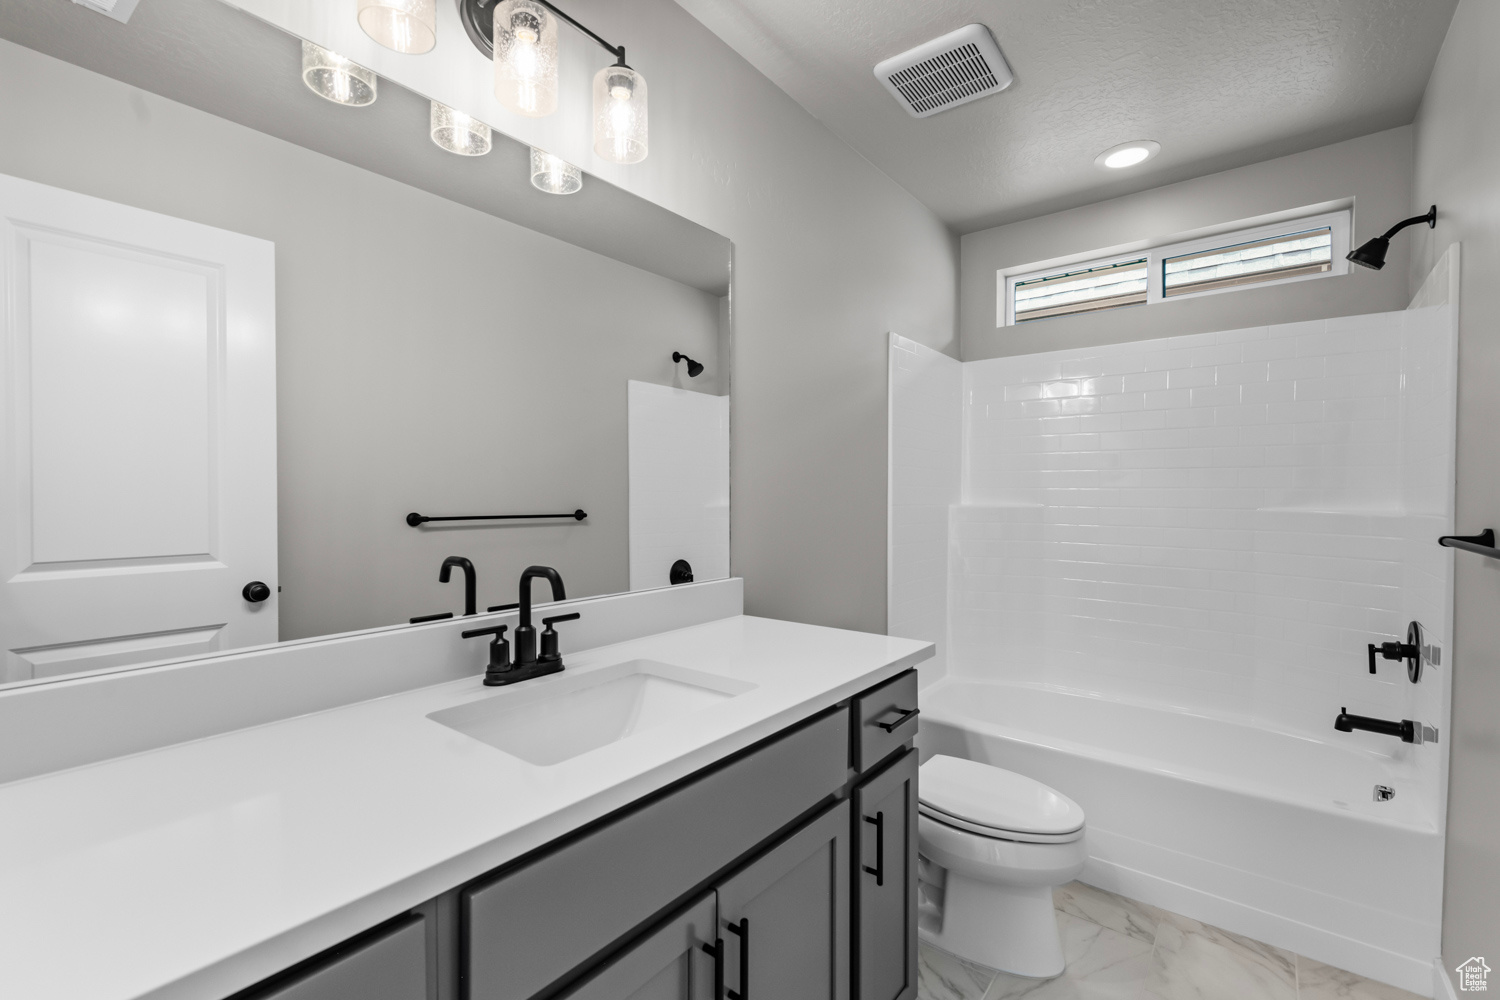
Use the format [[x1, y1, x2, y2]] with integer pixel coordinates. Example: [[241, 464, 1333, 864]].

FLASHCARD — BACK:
[[957, 310, 1454, 754], [891, 307, 1456, 992]]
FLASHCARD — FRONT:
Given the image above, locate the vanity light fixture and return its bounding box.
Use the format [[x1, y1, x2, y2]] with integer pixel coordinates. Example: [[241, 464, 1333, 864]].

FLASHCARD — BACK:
[[432, 103, 489, 156], [492, 0, 559, 117], [301, 41, 377, 106], [358, 0, 437, 54], [459, 0, 648, 163], [595, 64, 647, 164], [530, 147, 582, 194], [432, 101, 493, 155], [1094, 140, 1160, 170]]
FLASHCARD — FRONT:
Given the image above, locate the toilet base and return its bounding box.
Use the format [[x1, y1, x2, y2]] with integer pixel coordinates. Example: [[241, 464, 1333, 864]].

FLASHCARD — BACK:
[[919, 872, 1066, 979]]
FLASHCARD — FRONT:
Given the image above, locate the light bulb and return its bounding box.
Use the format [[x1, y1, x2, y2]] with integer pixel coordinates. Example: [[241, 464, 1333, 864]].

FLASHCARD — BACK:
[[493, 0, 558, 118], [357, 0, 436, 54], [593, 65, 648, 164], [530, 147, 583, 195], [301, 41, 377, 107], [432, 102, 492, 156]]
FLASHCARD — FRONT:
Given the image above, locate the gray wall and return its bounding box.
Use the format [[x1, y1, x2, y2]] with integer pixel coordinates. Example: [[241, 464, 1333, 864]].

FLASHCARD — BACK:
[[1407, 0, 1500, 981], [959, 127, 1415, 361], [0, 39, 722, 639]]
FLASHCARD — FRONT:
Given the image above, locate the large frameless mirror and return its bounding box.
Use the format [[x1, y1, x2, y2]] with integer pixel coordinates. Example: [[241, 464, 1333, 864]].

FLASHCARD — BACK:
[[0, 0, 732, 688]]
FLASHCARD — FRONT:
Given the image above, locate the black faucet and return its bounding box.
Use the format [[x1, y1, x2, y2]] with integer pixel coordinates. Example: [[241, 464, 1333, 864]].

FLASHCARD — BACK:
[[439, 556, 477, 616], [514, 565, 566, 670], [1334, 708, 1437, 744]]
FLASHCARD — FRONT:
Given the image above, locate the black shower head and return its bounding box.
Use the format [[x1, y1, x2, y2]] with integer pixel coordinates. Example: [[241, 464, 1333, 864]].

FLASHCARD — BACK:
[[672, 351, 704, 378], [1346, 205, 1436, 271], [1346, 237, 1391, 270]]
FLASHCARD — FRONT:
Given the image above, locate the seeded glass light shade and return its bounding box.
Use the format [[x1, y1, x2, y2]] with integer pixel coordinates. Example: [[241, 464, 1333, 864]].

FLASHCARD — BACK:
[[301, 41, 377, 106], [357, 0, 436, 54], [530, 147, 582, 194], [593, 64, 647, 164], [493, 0, 558, 117], [431, 102, 492, 156]]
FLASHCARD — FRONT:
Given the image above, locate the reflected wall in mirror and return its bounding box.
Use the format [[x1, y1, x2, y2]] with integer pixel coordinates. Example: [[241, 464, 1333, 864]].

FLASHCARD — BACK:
[[0, 0, 732, 687]]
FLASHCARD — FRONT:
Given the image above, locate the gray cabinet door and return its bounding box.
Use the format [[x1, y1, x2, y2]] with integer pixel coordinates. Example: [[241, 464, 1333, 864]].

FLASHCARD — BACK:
[[245, 914, 427, 1000], [465, 710, 849, 1000], [853, 749, 918, 1000], [717, 801, 851, 1000], [560, 894, 717, 1000]]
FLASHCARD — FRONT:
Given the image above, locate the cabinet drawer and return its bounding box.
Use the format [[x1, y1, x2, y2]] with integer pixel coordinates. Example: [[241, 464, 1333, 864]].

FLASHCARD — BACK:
[[241, 915, 426, 1000], [464, 708, 850, 1000], [852, 671, 919, 772]]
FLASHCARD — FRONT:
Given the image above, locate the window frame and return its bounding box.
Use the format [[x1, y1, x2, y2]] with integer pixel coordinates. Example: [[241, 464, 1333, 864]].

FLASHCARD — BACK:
[[999, 209, 1351, 327]]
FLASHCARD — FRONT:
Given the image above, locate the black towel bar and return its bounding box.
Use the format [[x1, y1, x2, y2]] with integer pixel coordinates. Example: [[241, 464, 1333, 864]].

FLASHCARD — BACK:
[[1438, 529, 1500, 559], [407, 509, 587, 527]]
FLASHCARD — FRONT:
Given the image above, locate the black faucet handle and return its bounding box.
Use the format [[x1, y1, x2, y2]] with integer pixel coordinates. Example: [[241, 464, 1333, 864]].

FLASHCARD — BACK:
[[1368, 641, 1418, 673], [538, 612, 580, 666], [461, 624, 509, 639]]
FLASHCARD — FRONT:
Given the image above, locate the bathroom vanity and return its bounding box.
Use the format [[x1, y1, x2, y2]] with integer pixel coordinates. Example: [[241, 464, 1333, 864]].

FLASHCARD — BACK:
[[258, 668, 919, 1000], [0, 585, 929, 1000]]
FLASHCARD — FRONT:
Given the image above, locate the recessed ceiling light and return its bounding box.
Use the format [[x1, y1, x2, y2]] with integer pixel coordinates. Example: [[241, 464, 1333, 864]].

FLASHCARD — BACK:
[[1095, 140, 1161, 170]]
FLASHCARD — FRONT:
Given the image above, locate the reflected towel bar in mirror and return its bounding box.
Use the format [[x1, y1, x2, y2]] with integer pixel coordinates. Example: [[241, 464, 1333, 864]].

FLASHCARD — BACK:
[[406, 509, 587, 526], [1437, 529, 1499, 558]]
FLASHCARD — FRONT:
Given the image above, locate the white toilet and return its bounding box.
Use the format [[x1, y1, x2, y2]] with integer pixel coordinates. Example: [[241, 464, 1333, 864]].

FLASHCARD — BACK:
[[916, 754, 1087, 978]]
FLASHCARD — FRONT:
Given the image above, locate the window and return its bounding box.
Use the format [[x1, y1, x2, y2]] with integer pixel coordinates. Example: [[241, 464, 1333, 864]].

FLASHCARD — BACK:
[[1001, 210, 1349, 326], [1163, 227, 1332, 297], [1013, 257, 1147, 322]]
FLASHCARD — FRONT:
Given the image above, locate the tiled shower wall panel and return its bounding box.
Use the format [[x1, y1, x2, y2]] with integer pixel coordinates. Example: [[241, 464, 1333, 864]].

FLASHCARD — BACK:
[[627, 380, 730, 592], [954, 309, 1456, 742], [888, 335, 960, 684]]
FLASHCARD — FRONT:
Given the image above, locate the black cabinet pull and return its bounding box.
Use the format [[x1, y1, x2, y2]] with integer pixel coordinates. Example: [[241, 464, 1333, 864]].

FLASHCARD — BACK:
[[876, 707, 920, 733], [700, 939, 724, 1000], [862, 812, 885, 886], [726, 919, 749, 1000]]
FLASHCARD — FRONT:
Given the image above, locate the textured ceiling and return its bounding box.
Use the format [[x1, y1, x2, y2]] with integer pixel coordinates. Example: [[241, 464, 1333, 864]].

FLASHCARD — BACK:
[[675, 0, 1458, 232]]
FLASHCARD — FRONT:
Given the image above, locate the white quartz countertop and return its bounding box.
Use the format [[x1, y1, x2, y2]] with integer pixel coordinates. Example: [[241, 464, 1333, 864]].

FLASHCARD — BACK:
[[0, 615, 931, 1000]]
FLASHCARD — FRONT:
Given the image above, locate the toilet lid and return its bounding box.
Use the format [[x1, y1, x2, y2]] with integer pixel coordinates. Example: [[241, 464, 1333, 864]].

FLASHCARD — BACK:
[[919, 755, 1085, 837]]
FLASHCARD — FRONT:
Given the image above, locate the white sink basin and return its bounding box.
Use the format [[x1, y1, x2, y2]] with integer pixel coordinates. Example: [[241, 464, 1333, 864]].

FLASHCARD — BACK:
[[427, 659, 756, 766]]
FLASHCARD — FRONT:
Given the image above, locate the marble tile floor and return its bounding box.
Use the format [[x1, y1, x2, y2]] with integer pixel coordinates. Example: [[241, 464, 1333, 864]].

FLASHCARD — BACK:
[[917, 881, 1425, 1000]]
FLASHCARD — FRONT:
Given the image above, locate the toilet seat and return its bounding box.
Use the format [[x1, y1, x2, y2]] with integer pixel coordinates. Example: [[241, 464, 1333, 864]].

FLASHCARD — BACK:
[[918, 755, 1085, 844]]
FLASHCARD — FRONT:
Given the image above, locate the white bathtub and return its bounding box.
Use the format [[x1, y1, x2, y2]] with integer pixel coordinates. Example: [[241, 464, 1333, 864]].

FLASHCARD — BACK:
[[918, 678, 1443, 995]]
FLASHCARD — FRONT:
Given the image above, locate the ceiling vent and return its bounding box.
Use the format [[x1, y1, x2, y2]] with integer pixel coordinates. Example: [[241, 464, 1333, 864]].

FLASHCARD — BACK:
[[874, 24, 1013, 118]]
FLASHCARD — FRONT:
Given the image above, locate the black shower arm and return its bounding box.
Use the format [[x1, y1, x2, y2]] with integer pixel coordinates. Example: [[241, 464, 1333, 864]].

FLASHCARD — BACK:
[[1379, 206, 1436, 241]]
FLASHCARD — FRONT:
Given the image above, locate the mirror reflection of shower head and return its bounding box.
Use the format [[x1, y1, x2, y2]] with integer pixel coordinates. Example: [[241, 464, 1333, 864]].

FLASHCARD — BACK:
[[1346, 205, 1436, 271], [672, 351, 704, 378]]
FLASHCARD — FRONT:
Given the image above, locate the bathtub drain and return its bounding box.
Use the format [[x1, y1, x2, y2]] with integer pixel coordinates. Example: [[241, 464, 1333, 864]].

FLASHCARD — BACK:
[[1373, 785, 1396, 802]]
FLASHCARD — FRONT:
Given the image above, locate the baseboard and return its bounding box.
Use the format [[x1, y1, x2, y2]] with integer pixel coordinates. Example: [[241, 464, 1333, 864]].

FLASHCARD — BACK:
[[1435, 958, 1460, 1000], [1081, 856, 1435, 997]]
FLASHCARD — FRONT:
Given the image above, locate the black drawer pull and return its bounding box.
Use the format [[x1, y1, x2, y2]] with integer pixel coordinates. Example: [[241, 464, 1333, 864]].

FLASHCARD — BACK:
[[700, 939, 724, 1000], [862, 812, 885, 886], [875, 707, 920, 733], [726, 918, 749, 1000]]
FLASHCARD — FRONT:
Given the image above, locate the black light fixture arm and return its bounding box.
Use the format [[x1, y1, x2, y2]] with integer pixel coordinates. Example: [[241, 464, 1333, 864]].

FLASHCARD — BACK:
[[470, 0, 628, 65], [1379, 205, 1437, 241], [532, 0, 626, 65]]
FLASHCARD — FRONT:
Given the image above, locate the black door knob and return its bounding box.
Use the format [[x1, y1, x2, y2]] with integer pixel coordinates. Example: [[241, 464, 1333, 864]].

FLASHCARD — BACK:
[[242, 581, 272, 603]]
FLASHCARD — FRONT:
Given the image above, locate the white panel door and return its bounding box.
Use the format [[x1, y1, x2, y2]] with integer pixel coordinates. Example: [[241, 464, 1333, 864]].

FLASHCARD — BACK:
[[0, 173, 277, 684]]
